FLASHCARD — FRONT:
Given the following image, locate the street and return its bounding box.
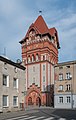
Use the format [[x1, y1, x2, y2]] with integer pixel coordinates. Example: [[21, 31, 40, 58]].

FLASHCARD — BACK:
[[0, 107, 76, 120]]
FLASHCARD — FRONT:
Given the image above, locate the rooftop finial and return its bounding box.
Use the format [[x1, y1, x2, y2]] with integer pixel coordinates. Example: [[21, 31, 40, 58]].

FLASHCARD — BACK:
[[39, 10, 42, 15]]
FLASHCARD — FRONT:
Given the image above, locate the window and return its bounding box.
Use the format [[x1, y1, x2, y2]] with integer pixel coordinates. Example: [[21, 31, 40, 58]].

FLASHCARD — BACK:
[[32, 55, 35, 62], [66, 66, 70, 68], [59, 74, 63, 80], [33, 66, 35, 72], [3, 74, 9, 87], [13, 96, 18, 106], [36, 54, 39, 61], [66, 72, 71, 79], [66, 84, 71, 91], [66, 96, 71, 103], [59, 85, 63, 91], [4, 62, 7, 69], [59, 97, 63, 103], [59, 66, 63, 69], [14, 67, 17, 73], [13, 78, 18, 89], [43, 76, 45, 82], [3, 95, 8, 107], [43, 85, 46, 91], [43, 65, 45, 71], [33, 77, 35, 83], [43, 55, 45, 61], [28, 56, 31, 63]]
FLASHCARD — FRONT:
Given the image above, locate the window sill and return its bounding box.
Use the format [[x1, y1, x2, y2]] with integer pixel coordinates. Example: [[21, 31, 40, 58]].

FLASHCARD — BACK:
[[58, 90, 64, 92], [3, 106, 9, 108], [13, 106, 18, 108]]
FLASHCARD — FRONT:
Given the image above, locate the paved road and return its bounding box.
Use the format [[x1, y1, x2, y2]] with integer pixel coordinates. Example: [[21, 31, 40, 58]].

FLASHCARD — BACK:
[[0, 107, 76, 120]]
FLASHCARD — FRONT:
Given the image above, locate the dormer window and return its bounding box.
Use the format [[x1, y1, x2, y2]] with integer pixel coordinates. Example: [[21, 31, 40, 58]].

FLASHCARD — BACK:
[[29, 29, 36, 40]]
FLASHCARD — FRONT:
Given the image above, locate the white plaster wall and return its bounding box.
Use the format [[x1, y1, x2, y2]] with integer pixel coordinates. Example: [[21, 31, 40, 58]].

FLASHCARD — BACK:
[[28, 64, 40, 87], [54, 94, 72, 109], [0, 60, 25, 112], [73, 95, 76, 108]]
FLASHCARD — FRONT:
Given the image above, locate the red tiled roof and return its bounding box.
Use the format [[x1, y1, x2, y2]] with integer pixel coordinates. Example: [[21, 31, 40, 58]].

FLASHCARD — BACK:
[[20, 15, 60, 48], [34, 15, 49, 34], [49, 28, 56, 36]]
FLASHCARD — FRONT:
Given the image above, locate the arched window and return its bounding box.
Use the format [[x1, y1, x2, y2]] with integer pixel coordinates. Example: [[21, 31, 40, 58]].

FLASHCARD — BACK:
[[32, 54, 35, 62], [43, 55, 45, 61], [28, 55, 31, 63], [36, 54, 39, 61]]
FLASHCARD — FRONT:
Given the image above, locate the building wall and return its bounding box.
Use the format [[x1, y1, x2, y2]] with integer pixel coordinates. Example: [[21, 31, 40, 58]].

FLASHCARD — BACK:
[[28, 64, 40, 87], [54, 94, 72, 108], [54, 61, 76, 109], [0, 59, 25, 112], [73, 94, 76, 108]]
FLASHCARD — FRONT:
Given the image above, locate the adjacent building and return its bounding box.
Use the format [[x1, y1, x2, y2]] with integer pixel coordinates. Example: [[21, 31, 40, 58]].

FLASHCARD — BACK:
[[0, 56, 25, 112], [20, 15, 60, 106], [54, 61, 76, 108]]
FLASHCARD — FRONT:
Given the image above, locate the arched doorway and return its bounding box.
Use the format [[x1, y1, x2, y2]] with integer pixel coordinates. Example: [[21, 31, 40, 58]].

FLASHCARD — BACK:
[[28, 97, 32, 105], [36, 97, 41, 107]]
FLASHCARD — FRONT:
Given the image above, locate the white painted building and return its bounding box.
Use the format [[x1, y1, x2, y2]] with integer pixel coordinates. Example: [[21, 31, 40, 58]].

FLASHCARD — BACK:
[[0, 56, 25, 112]]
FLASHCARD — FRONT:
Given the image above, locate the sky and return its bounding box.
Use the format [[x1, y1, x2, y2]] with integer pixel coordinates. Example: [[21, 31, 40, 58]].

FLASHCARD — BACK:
[[0, 0, 76, 63]]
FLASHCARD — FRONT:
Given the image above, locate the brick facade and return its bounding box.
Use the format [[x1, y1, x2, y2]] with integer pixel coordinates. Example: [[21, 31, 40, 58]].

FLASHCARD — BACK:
[[20, 15, 60, 107]]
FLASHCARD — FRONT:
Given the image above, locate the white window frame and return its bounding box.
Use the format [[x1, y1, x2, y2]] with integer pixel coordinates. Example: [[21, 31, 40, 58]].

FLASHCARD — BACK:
[[3, 95, 9, 107], [59, 97, 63, 103], [3, 74, 9, 87], [66, 72, 71, 79], [13, 96, 18, 106], [59, 85, 63, 91], [59, 74, 63, 81], [66, 96, 71, 103], [13, 78, 18, 89], [66, 84, 71, 91]]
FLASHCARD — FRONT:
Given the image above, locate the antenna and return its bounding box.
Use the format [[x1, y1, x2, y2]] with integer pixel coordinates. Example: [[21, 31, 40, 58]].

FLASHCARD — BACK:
[[3, 47, 6, 56]]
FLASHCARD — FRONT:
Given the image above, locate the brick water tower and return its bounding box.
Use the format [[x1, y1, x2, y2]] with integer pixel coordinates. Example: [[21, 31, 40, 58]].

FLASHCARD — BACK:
[[20, 15, 60, 107]]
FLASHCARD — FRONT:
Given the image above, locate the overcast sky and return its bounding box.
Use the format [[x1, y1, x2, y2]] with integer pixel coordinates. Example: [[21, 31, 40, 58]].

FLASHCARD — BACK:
[[0, 0, 76, 62]]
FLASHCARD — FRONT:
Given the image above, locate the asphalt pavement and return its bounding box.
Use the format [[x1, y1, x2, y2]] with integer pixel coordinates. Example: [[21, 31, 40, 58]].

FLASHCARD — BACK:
[[0, 107, 76, 120]]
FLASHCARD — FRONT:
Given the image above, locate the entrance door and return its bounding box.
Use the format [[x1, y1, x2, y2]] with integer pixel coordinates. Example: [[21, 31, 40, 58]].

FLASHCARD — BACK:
[[28, 97, 32, 105], [36, 97, 41, 107]]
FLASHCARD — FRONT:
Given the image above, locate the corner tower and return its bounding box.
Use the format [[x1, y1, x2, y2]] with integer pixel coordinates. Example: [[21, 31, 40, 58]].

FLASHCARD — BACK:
[[20, 15, 60, 106]]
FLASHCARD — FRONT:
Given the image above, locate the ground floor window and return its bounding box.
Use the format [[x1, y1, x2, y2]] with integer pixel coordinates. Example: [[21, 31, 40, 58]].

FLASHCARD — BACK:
[[59, 97, 63, 103], [13, 96, 18, 106], [3, 95, 8, 107], [66, 96, 71, 103]]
